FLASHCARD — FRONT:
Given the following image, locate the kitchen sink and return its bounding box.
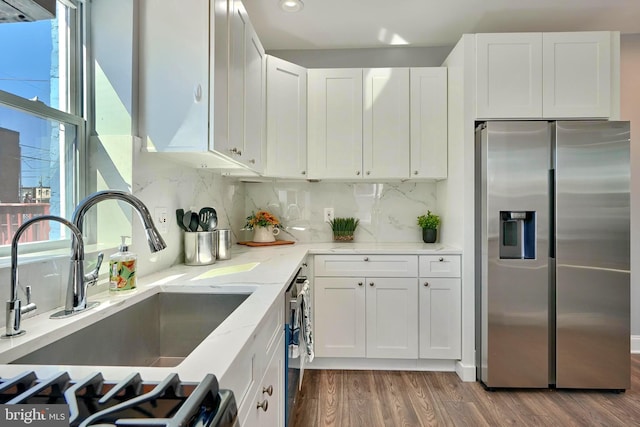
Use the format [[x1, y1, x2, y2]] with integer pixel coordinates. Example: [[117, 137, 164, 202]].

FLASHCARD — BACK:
[[12, 291, 250, 367]]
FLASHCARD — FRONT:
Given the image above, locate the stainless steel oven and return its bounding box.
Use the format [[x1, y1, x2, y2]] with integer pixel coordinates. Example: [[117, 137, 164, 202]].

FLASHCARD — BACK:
[[284, 263, 310, 426]]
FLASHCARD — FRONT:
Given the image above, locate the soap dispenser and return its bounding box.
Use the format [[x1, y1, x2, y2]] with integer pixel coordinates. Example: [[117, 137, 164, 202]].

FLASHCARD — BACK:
[[109, 236, 137, 292]]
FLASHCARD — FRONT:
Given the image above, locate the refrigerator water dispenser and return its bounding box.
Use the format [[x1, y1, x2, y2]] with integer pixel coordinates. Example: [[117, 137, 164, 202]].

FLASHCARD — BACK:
[[499, 211, 535, 259]]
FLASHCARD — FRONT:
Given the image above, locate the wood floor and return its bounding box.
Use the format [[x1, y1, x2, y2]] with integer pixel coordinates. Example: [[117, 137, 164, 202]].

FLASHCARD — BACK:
[[290, 355, 640, 427]]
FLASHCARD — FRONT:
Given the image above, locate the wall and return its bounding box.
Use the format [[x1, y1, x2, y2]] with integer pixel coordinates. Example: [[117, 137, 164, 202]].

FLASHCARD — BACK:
[[268, 46, 453, 68], [620, 34, 640, 340], [244, 180, 438, 243]]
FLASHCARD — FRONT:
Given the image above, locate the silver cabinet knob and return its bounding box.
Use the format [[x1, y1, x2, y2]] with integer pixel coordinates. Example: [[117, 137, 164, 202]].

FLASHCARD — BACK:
[[364, 257, 369, 261], [369, 282, 374, 287], [366, 171, 370, 175], [424, 281, 429, 287], [301, 171, 306, 175], [414, 170, 419, 175], [263, 385, 273, 396], [257, 399, 268, 411], [249, 159, 256, 164], [356, 171, 361, 175], [439, 257, 444, 262], [358, 282, 363, 287]]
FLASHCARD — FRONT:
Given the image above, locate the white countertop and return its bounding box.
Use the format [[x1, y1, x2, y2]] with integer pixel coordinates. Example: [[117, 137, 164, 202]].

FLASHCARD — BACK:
[[0, 242, 460, 388]]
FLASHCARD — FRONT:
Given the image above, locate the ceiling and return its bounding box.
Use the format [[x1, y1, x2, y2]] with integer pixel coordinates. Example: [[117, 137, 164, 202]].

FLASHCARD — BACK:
[[242, 0, 640, 50]]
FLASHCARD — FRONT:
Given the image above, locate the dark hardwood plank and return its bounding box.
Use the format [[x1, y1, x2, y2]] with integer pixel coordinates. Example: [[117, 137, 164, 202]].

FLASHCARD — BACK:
[[293, 355, 640, 427]]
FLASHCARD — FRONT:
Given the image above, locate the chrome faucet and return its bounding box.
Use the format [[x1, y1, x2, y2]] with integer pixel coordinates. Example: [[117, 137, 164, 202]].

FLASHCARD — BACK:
[[51, 190, 167, 318], [3, 215, 84, 338]]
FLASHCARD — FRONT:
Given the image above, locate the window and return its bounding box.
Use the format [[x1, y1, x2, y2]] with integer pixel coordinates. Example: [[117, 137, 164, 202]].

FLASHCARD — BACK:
[[0, 0, 86, 250]]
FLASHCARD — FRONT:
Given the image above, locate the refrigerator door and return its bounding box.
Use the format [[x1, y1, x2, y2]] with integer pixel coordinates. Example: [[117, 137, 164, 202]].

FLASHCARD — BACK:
[[555, 121, 630, 390], [478, 121, 551, 388]]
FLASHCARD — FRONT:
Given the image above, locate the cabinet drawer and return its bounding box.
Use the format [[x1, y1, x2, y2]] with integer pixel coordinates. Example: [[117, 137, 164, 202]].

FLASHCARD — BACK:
[[314, 255, 417, 277], [419, 255, 460, 277]]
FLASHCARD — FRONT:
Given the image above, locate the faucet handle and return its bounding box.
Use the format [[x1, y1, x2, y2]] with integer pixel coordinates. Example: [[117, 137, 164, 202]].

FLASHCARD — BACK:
[[84, 252, 104, 286], [20, 285, 37, 318]]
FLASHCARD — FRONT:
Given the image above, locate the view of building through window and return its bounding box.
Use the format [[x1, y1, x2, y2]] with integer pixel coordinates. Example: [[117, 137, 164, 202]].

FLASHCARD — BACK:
[[0, 1, 82, 247]]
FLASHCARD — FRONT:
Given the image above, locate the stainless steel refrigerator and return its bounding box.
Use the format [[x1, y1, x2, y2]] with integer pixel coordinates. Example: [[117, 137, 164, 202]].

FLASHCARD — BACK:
[[475, 121, 630, 390]]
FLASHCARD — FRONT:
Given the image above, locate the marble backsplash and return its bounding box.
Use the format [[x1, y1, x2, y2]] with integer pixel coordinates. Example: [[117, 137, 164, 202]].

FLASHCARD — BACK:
[[133, 153, 246, 276], [243, 181, 438, 243]]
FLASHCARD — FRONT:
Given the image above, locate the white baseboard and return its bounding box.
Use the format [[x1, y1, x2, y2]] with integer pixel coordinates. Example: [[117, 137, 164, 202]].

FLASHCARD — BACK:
[[632, 335, 640, 354], [455, 361, 476, 382], [305, 357, 456, 372]]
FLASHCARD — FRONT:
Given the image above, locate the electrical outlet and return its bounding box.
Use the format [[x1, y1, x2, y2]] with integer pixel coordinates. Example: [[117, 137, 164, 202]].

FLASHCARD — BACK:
[[155, 207, 168, 233], [324, 208, 334, 223]]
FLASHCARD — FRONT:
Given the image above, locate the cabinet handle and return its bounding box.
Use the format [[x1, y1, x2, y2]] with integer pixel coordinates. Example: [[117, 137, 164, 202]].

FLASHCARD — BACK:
[[194, 84, 203, 102], [358, 282, 363, 287], [364, 257, 369, 261], [356, 171, 361, 176], [414, 170, 419, 175], [366, 171, 371, 175], [257, 399, 269, 411], [301, 171, 306, 175], [439, 257, 444, 262], [230, 147, 242, 156], [302, 262, 308, 267], [249, 159, 256, 164], [369, 282, 374, 287], [263, 385, 273, 396], [424, 281, 429, 287]]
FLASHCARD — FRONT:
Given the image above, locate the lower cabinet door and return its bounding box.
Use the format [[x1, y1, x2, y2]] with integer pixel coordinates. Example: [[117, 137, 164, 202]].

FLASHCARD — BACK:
[[243, 333, 284, 427], [366, 277, 418, 358], [419, 278, 461, 359], [315, 277, 366, 358]]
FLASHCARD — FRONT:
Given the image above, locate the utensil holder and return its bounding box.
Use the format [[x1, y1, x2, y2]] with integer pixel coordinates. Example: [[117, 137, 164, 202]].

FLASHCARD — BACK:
[[184, 231, 217, 266], [216, 229, 232, 260]]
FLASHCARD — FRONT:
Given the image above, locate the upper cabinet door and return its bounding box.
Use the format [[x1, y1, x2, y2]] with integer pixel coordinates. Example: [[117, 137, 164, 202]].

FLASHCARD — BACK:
[[243, 23, 266, 172], [139, 0, 209, 152], [265, 56, 307, 179], [363, 68, 410, 179], [476, 33, 543, 119], [227, 0, 247, 160], [410, 67, 448, 179], [307, 69, 363, 180], [542, 32, 611, 118]]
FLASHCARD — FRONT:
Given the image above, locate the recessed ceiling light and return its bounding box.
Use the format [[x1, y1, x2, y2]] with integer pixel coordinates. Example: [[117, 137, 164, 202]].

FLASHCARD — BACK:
[[280, 0, 304, 13]]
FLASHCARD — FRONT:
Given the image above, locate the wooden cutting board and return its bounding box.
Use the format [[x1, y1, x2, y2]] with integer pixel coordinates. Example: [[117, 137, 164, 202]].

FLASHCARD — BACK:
[[237, 240, 295, 247]]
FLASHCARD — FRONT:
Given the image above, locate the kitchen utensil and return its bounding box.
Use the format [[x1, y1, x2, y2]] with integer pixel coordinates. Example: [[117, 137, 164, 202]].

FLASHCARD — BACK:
[[189, 212, 200, 232], [176, 209, 188, 231], [199, 207, 217, 231], [208, 213, 218, 230], [183, 210, 193, 231], [216, 229, 232, 260], [184, 231, 216, 265]]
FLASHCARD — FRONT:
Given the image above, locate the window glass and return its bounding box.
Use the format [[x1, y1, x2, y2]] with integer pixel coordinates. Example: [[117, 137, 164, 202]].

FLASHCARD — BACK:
[[0, 1, 84, 250], [0, 3, 72, 112]]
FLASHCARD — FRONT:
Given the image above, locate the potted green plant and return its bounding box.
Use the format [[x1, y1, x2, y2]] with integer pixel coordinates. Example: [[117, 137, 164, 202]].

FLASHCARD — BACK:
[[417, 210, 440, 243], [329, 217, 359, 241]]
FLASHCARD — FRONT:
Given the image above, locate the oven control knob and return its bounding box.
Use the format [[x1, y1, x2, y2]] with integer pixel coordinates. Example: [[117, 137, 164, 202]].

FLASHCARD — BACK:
[[263, 385, 273, 396], [257, 399, 269, 411]]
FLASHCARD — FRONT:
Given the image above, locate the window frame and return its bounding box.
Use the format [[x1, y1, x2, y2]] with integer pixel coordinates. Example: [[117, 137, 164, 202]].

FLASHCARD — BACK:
[[0, 0, 88, 257]]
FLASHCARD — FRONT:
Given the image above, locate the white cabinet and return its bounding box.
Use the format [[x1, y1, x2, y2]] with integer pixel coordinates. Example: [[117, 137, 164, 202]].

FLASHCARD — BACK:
[[265, 56, 307, 178], [307, 68, 363, 179], [476, 33, 543, 119], [228, 0, 266, 171], [418, 256, 461, 359], [476, 31, 613, 119], [410, 67, 448, 179], [314, 255, 419, 359], [139, 0, 210, 152], [366, 277, 418, 359], [242, 333, 284, 427], [363, 68, 410, 179], [314, 277, 366, 358], [308, 68, 447, 180], [542, 32, 611, 118]]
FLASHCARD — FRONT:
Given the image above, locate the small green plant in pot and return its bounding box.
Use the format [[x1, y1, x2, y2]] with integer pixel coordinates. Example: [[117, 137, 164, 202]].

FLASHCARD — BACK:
[[417, 210, 440, 243], [329, 217, 360, 242]]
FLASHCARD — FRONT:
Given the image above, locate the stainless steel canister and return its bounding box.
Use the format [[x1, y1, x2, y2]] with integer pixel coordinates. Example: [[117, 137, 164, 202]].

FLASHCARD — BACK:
[[216, 229, 232, 260], [184, 231, 217, 265]]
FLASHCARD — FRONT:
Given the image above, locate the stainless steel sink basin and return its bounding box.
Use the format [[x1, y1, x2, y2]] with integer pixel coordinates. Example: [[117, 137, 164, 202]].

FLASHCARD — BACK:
[[12, 292, 250, 367]]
